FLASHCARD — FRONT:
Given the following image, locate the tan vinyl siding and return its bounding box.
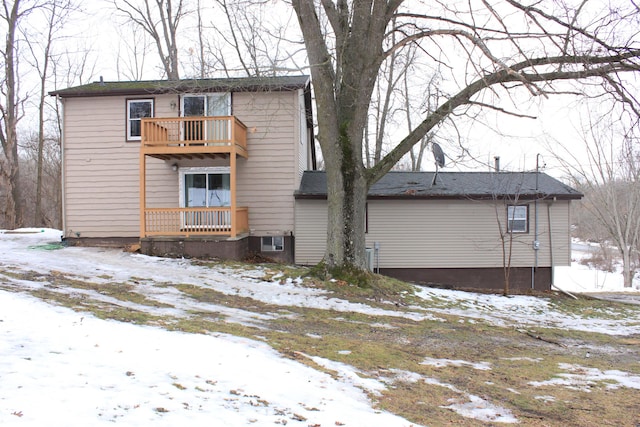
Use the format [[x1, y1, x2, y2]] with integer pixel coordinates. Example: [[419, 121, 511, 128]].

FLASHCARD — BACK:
[[294, 200, 328, 264], [63, 96, 139, 238], [234, 91, 299, 235], [145, 157, 179, 208], [294, 198, 573, 268], [63, 94, 177, 237]]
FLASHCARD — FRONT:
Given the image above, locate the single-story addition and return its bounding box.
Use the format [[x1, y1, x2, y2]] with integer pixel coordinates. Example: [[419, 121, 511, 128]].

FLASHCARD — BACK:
[[294, 170, 583, 292]]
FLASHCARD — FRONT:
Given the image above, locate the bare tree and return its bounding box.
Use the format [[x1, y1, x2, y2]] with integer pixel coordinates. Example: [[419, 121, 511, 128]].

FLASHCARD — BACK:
[[555, 112, 640, 288], [196, 0, 305, 77], [0, 0, 37, 229], [22, 0, 77, 226], [368, 37, 445, 171], [20, 129, 61, 227], [112, 0, 187, 80], [115, 25, 151, 80], [404, 72, 443, 172], [490, 173, 528, 296], [46, 43, 96, 229], [290, 0, 640, 274]]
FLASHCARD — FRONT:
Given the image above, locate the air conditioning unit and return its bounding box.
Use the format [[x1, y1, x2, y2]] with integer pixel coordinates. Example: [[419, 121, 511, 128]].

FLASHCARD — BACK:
[[365, 247, 374, 271]]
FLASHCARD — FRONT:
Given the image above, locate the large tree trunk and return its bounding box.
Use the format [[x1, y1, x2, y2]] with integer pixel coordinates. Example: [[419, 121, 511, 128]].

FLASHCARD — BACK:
[[323, 140, 368, 269], [621, 248, 635, 288], [1, 0, 24, 229], [8, 159, 22, 228]]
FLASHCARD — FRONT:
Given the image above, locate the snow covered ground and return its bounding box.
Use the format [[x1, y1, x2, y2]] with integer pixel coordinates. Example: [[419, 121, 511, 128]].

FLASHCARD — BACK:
[[555, 239, 639, 293], [0, 229, 638, 426]]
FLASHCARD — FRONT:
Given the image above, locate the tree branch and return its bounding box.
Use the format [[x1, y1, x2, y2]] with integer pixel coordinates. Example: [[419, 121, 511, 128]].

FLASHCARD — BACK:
[[368, 51, 640, 184]]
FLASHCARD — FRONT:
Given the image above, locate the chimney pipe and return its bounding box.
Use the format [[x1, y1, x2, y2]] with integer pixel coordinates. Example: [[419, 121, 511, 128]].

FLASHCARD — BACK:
[[494, 156, 500, 172]]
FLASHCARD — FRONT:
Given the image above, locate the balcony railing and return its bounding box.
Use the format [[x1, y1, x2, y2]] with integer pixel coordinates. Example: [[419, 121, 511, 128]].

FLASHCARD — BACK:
[[141, 116, 247, 152], [143, 207, 249, 237]]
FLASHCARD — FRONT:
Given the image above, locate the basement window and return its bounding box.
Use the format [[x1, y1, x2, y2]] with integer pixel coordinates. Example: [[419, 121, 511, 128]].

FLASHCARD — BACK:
[[261, 236, 284, 252]]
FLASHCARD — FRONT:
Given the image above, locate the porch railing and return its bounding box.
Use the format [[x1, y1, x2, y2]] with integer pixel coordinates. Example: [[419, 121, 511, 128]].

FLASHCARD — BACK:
[[141, 116, 247, 151], [143, 207, 249, 237]]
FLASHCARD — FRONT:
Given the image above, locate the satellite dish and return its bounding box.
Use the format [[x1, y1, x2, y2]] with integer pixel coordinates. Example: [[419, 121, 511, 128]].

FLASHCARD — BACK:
[[432, 142, 445, 168], [431, 142, 446, 186]]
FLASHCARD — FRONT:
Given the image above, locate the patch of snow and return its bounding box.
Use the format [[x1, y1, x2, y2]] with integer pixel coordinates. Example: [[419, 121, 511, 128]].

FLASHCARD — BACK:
[[304, 354, 388, 396], [384, 369, 424, 384], [0, 229, 441, 324], [382, 370, 518, 424], [420, 357, 492, 371], [501, 357, 543, 363], [529, 363, 640, 391], [443, 395, 519, 424], [0, 290, 418, 427], [554, 241, 640, 292], [414, 287, 640, 336]]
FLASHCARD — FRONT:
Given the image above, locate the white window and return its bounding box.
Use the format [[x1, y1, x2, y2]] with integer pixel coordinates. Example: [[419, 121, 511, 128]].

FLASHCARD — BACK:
[[178, 167, 231, 230], [261, 236, 284, 252], [179, 167, 231, 208], [181, 93, 231, 141], [181, 93, 231, 117], [507, 205, 528, 233], [127, 99, 153, 141]]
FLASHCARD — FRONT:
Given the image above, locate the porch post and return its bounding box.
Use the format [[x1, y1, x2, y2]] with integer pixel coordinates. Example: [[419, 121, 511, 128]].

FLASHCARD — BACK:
[[230, 151, 237, 238], [139, 152, 146, 238]]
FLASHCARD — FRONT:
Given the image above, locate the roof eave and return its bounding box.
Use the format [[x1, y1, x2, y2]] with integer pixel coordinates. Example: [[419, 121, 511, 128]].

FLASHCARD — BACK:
[[294, 193, 583, 200], [49, 76, 311, 98]]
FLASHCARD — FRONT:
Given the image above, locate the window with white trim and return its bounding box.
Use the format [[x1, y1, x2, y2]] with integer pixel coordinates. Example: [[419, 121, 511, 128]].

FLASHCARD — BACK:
[[179, 167, 230, 208], [261, 236, 284, 252], [127, 99, 153, 141], [507, 205, 528, 233]]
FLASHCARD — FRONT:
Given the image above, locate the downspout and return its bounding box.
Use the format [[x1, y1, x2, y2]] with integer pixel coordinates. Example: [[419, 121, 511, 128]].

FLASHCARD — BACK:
[[547, 198, 555, 288], [533, 154, 541, 289], [58, 95, 67, 239]]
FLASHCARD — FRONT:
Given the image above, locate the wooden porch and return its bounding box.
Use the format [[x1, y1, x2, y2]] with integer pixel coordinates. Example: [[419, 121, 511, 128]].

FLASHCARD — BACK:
[[139, 116, 249, 239], [141, 116, 248, 160]]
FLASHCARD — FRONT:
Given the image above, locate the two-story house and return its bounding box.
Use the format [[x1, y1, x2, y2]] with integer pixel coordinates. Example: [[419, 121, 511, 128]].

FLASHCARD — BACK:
[[51, 76, 582, 292], [51, 76, 314, 264]]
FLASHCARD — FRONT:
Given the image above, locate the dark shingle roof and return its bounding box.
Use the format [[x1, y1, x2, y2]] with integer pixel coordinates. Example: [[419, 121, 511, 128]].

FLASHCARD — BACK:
[[49, 75, 310, 98], [295, 171, 582, 200]]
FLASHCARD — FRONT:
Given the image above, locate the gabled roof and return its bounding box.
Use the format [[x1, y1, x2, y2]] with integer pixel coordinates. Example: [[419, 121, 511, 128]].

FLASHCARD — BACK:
[[295, 170, 583, 200], [49, 75, 311, 98]]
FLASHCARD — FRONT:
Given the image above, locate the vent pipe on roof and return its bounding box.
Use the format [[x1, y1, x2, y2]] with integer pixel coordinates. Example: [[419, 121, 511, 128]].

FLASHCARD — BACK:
[[494, 156, 500, 172]]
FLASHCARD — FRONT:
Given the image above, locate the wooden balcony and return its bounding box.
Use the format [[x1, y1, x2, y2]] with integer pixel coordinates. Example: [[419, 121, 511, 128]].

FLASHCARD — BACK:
[[139, 115, 249, 239], [143, 207, 249, 238], [141, 116, 248, 160]]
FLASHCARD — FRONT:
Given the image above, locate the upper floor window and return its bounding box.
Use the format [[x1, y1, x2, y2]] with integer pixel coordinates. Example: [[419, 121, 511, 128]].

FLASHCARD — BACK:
[[181, 93, 230, 117], [507, 205, 528, 233], [127, 99, 154, 141]]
